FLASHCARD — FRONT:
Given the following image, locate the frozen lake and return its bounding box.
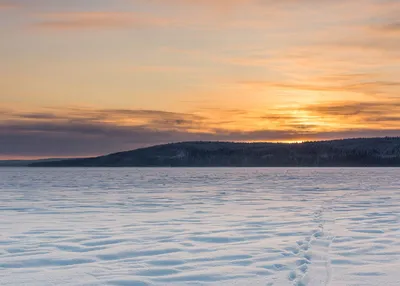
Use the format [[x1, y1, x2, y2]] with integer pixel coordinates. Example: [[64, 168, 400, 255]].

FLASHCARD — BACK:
[[0, 168, 399, 286]]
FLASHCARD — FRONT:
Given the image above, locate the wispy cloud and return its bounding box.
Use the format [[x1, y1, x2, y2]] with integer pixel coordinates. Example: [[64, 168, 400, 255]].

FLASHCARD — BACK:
[[1, 103, 400, 158], [306, 100, 400, 114], [34, 12, 174, 30], [0, 1, 19, 10], [372, 22, 400, 34], [129, 65, 192, 73], [2, 117, 399, 158], [1, 0, 400, 159]]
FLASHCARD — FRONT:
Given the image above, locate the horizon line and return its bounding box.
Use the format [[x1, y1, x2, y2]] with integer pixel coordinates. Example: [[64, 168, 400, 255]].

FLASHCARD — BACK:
[[1, 136, 399, 161]]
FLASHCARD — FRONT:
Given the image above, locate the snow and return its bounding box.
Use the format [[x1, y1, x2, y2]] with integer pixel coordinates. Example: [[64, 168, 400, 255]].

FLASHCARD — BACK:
[[0, 168, 399, 286]]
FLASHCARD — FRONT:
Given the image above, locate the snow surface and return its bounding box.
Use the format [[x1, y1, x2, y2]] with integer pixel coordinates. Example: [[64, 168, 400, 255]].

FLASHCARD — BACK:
[[0, 168, 399, 286]]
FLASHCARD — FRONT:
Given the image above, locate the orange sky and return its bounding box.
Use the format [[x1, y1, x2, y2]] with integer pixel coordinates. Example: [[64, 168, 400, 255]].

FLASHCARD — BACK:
[[0, 0, 399, 158]]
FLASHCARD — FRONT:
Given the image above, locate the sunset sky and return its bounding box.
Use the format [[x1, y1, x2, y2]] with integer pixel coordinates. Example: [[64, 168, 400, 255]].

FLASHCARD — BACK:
[[1, 0, 399, 159]]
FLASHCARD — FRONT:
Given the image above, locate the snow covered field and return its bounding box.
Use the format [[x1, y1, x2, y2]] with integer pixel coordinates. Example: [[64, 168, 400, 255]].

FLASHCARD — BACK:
[[0, 168, 399, 286]]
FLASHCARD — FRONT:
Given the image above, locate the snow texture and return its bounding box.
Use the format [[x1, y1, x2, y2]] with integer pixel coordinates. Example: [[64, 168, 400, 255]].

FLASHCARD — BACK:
[[0, 168, 399, 286]]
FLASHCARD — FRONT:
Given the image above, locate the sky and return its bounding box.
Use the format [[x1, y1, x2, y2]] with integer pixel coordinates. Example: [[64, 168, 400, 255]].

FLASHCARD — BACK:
[[0, 0, 399, 159]]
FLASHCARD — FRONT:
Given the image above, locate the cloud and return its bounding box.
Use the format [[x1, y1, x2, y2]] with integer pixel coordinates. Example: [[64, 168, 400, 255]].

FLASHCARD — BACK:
[[304, 101, 400, 125], [372, 22, 400, 34], [2, 0, 400, 158], [0, 1, 19, 10], [2, 118, 399, 158], [129, 65, 192, 73], [0, 116, 298, 157], [34, 12, 173, 30], [5, 108, 208, 133], [1, 105, 400, 158], [142, 0, 258, 12], [239, 80, 400, 97], [15, 112, 60, 120], [30, 0, 327, 32]]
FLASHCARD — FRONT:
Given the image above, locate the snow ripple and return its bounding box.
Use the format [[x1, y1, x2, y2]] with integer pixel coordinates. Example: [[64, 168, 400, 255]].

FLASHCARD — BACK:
[[0, 168, 399, 286]]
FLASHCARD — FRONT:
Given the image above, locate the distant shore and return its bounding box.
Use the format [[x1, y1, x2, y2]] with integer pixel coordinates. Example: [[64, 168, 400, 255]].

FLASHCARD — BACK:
[[20, 137, 400, 167]]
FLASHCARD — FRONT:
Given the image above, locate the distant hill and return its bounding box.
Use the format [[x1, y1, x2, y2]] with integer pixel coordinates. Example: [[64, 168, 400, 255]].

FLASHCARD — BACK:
[[29, 137, 400, 167], [0, 158, 69, 167]]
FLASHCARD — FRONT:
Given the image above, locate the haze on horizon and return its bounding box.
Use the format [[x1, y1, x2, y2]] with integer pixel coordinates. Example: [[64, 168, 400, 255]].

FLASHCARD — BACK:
[[1, 0, 399, 159]]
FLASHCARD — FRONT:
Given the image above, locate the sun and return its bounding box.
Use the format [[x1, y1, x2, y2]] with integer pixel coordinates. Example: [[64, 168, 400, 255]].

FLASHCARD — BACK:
[[246, 139, 306, 144], [279, 140, 305, 144]]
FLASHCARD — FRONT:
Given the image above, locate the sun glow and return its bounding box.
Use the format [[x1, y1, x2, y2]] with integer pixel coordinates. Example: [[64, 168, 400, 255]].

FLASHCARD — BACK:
[[280, 140, 305, 144], [1, 0, 399, 158]]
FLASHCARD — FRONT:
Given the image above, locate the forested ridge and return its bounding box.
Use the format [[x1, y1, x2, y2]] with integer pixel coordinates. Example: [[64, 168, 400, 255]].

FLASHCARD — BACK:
[[29, 137, 400, 167]]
